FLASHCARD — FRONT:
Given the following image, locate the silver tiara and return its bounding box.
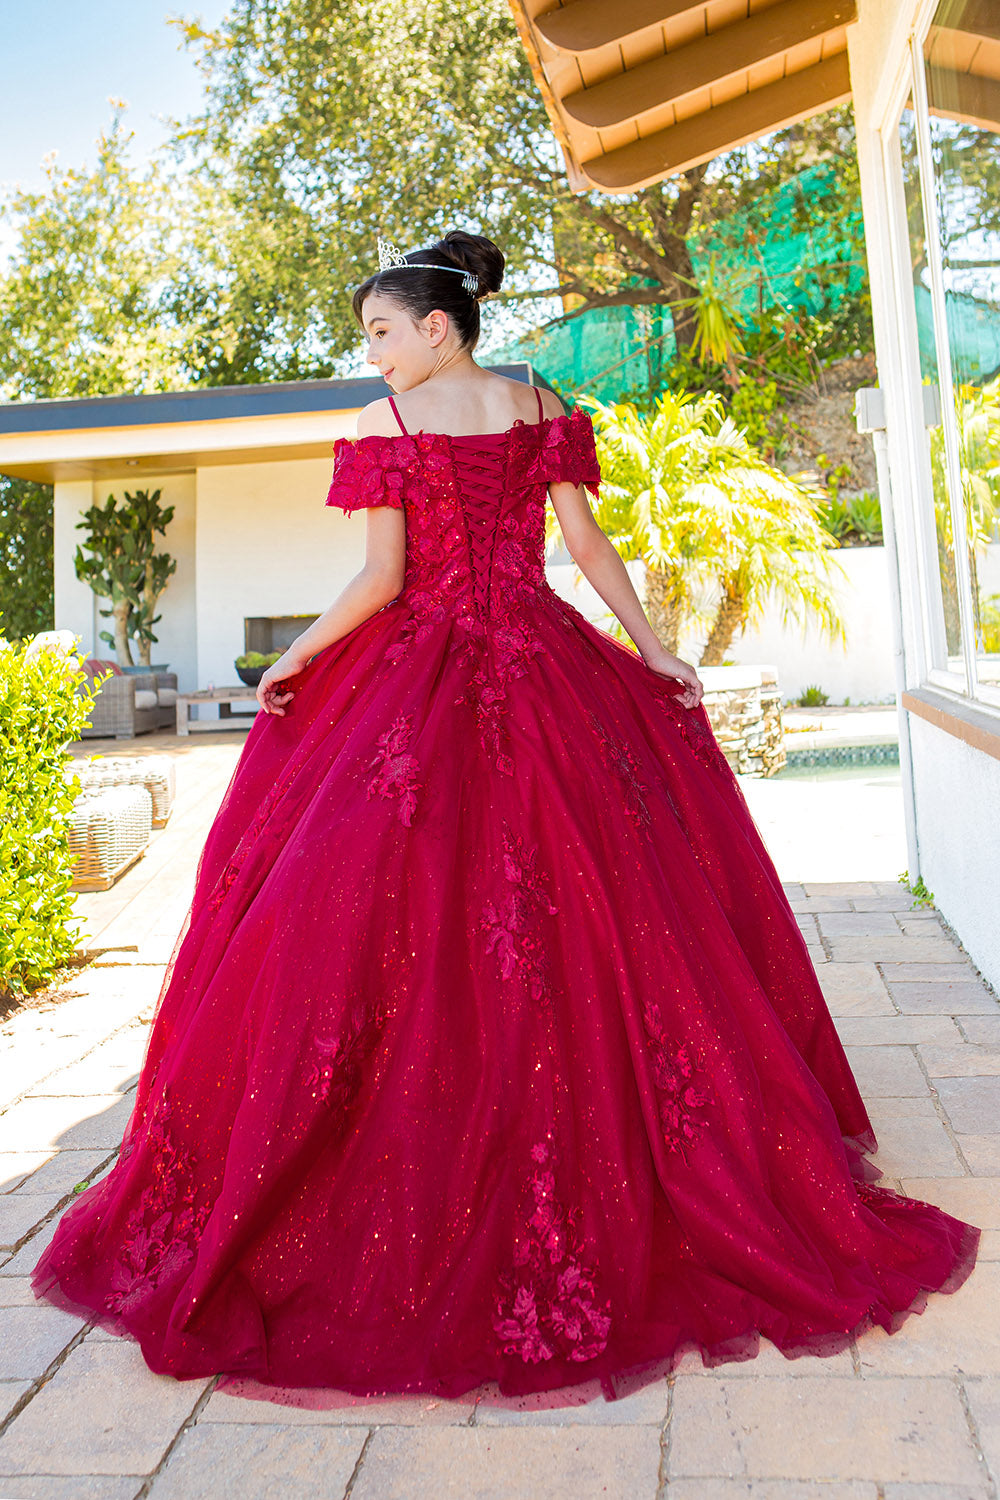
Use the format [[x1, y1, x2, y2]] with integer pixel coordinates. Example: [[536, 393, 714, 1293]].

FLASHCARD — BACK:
[[376, 236, 480, 295]]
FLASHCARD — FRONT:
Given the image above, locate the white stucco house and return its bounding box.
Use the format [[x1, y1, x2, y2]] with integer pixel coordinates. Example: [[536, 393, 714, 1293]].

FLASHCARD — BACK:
[[0, 363, 544, 694]]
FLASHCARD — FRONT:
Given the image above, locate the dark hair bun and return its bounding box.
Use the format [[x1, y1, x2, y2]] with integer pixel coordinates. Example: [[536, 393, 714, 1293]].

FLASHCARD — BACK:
[[436, 230, 505, 297]]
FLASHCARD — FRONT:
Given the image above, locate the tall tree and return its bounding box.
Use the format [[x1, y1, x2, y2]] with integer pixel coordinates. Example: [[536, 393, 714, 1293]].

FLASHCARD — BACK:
[[0, 477, 53, 641], [173, 0, 872, 378]]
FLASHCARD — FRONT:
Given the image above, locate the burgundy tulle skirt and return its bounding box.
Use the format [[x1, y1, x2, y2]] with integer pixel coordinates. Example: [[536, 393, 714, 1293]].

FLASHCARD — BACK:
[[32, 593, 979, 1403]]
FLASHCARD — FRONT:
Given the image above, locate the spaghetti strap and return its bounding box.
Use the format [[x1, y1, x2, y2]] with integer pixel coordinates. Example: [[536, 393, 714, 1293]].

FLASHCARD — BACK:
[[387, 395, 408, 436], [533, 385, 544, 424]]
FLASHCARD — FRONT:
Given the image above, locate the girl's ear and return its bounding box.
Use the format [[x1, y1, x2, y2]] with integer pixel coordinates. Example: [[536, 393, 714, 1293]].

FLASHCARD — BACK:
[[423, 310, 449, 348]]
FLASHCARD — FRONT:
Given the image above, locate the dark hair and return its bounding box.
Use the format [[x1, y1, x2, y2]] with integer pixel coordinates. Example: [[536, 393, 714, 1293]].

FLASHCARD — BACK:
[[352, 230, 505, 351]]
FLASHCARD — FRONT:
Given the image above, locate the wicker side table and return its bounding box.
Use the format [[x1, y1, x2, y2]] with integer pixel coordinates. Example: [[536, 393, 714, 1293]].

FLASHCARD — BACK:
[[69, 785, 153, 891], [69, 754, 176, 827]]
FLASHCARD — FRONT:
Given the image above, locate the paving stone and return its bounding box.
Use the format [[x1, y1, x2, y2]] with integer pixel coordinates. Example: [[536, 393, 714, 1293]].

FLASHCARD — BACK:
[[868, 1118, 965, 1179], [0, 1155, 55, 1194], [895, 915, 949, 937], [885, 982, 998, 1016], [147, 1422, 366, 1500], [882, 1486, 991, 1500], [867, 1096, 940, 1121], [0, 1216, 61, 1275], [0, 1196, 62, 1253], [10, 1150, 112, 1198], [830, 937, 962, 965], [790, 897, 854, 914], [898, 1177, 1000, 1227], [818, 965, 895, 1018], [0, 1479, 142, 1498], [955, 1137, 1000, 1175], [842, 1046, 928, 1097], [667, 1484, 878, 1500], [919, 1044, 1000, 1077], [200, 1385, 477, 1426], [673, 1342, 856, 1378], [964, 1378, 1000, 1492], [880, 963, 981, 984], [806, 883, 879, 898], [0, 1340, 208, 1476], [0, 1304, 86, 1380], [795, 914, 818, 939], [960, 1018, 1000, 1045], [668, 1376, 981, 1483], [819, 913, 902, 938], [351, 1424, 662, 1500], [782, 883, 806, 902], [857, 1262, 1000, 1376], [834, 1017, 960, 1046], [978, 1230, 1000, 1258], [935, 1078, 1000, 1136], [805, 945, 828, 966], [0, 1279, 42, 1307], [0, 1382, 32, 1425], [474, 1375, 669, 1424], [0, 1095, 133, 1154], [853, 895, 917, 912]]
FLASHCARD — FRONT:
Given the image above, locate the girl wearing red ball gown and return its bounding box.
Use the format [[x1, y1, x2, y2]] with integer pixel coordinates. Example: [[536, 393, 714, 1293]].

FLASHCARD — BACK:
[[33, 231, 979, 1405]]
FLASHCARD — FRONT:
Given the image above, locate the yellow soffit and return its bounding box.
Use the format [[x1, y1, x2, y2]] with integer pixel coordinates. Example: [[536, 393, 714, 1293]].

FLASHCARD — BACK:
[[508, 0, 1000, 194]]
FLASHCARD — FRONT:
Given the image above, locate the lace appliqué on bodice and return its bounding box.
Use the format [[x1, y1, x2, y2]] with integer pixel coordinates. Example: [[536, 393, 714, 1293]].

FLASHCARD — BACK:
[[327, 411, 600, 775]]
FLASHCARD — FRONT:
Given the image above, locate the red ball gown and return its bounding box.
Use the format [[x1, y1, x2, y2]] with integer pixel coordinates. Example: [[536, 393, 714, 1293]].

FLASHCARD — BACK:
[[33, 388, 979, 1404]]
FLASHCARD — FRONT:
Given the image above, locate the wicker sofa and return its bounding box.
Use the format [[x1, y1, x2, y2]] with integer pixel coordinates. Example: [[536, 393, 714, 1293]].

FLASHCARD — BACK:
[[78, 660, 179, 740]]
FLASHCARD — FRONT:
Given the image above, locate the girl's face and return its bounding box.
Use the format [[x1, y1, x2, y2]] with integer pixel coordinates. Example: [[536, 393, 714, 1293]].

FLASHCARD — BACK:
[[361, 291, 449, 393]]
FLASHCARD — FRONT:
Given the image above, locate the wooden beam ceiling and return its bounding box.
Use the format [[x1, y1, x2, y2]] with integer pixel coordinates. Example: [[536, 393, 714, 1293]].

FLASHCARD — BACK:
[[534, 0, 699, 53], [928, 64, 1000, 132], [562, 0, 856, 129], [580, 50, 853, 191]]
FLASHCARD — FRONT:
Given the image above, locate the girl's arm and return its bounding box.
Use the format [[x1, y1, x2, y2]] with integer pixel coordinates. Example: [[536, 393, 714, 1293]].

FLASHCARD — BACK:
[[256, 506, 407, 715], [547, 479, 703, 709]]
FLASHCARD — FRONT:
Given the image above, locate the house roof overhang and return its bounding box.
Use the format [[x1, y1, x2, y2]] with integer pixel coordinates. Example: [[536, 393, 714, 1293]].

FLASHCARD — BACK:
[[507, 0, 1000, 194], [0, 365, 539, 483]]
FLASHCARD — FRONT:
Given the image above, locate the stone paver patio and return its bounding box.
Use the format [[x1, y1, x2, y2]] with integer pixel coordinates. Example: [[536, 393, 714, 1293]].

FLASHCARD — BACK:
[[0, 733, 997, 1498]]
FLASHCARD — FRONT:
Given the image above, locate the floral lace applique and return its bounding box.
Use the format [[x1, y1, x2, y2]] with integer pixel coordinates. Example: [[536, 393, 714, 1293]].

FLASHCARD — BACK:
[[325, 431, 451, 514], [642, 1000, 711, 1159], [106, 1089, 209, 1315], [480, 827, 558, 1004], [459, 611, 546, 776], [205, 782, 283, 915], [304, 996, 387, 1121], [366, 713, 421, 826], [508, 409, 602, 498], [588, 712, 651, 828], [493, 1139, 611, 1365]]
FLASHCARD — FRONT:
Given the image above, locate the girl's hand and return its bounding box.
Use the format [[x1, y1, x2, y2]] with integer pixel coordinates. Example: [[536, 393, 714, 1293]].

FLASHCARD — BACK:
[[640, 644, 704, 709], [256, 649, 307, 716]]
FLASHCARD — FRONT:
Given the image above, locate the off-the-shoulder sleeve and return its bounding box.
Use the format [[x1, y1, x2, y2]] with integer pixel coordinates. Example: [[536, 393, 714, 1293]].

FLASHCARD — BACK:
[[534, 408, 601, 497], [325, 436, 410, 515]]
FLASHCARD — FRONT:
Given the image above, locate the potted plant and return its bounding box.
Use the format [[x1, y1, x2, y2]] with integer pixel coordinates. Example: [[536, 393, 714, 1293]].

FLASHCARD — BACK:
[[74, 488, 176, 671], [234, 651, 282, 687]]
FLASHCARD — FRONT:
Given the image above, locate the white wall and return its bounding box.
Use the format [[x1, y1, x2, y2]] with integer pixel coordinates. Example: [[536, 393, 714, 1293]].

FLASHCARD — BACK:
[[909, 714, 1000, 982], [195, 456, 365, 690], [548, 550, 898, 704]]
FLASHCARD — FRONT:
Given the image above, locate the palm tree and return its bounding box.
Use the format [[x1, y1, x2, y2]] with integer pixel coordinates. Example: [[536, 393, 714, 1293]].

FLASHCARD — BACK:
[[548, 390, 844, 665], [928, 377, 1000, 656]]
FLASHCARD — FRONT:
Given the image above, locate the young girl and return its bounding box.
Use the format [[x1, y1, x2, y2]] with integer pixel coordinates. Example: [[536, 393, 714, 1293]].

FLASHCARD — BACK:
[[33, 229, 978, 1405]]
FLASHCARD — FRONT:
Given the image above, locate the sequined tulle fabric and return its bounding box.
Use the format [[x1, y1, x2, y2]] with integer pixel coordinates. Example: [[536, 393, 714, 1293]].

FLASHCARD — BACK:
[[32, 403, 979, 1404]]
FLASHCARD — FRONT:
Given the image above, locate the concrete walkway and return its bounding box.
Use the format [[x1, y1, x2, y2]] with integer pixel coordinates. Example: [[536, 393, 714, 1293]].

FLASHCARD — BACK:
[[0, 737, 997, 1498]]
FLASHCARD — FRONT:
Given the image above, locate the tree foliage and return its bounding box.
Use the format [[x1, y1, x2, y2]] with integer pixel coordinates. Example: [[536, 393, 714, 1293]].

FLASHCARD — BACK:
[[74, 489, 177, 667], [0, 477, 53, 641]]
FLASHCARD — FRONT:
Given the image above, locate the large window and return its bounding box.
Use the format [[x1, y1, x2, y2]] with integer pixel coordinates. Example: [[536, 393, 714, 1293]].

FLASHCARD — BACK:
[[896, 0, 1000, 707]]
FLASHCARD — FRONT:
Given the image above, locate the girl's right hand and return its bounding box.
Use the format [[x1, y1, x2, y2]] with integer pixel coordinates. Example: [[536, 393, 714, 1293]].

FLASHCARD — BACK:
[[256, 650, 307, 716]]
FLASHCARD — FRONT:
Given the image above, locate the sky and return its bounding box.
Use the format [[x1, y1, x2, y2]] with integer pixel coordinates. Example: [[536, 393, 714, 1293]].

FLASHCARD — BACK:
[[0, 0, 233, 196]]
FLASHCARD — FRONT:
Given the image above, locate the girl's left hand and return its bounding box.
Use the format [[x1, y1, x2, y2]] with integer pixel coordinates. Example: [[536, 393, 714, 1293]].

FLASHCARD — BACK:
[[640, 645, 704, 709]]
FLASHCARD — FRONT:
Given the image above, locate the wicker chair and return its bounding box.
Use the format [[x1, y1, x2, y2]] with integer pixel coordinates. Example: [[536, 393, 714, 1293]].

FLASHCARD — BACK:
[[77, 661, 178, 740]]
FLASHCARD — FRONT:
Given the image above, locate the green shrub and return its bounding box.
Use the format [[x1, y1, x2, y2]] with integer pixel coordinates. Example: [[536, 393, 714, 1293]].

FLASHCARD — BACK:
[[0, 633, 101, 999], [795, 684, 829, 707], [818, 490, 884, 546], [235, 651, 282, 668]]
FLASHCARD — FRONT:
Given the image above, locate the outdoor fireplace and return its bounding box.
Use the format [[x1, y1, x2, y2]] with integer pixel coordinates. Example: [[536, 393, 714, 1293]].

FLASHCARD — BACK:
[[244, 616, 321, 655]]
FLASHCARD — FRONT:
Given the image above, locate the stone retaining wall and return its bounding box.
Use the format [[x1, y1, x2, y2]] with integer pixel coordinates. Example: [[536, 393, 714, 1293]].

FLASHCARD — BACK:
[[700, 665, 785, 778]]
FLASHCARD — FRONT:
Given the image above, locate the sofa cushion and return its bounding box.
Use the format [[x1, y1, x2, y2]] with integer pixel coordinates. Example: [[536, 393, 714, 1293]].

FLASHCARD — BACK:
[[134, 689, 158, 711], [82, 658, 122, 679], [156, 687, 178, 706]]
